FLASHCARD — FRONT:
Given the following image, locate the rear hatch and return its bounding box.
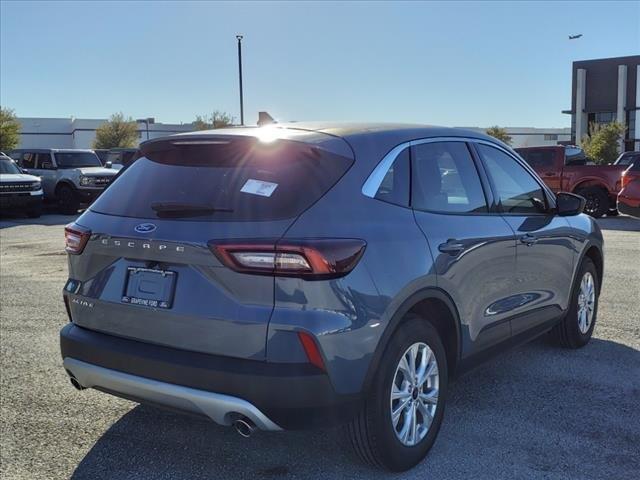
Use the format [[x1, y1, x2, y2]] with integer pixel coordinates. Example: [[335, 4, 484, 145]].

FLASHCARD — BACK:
[[66, 133, 353, 360]]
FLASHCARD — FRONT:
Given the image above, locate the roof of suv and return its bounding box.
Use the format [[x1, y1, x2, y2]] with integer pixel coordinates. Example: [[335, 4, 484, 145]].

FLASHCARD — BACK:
[[10, 148, 97, 154], [172, 122, 495, 143], [145, 122, 504, 161]]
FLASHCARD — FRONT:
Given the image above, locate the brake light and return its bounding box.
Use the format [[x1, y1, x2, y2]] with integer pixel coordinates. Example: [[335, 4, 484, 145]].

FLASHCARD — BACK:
[[621, 170, 640, 189], [64, 223, 91, 254], [209, 239, 366, 279]]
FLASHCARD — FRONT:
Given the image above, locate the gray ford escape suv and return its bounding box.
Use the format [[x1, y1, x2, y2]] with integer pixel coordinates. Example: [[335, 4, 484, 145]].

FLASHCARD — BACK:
[[60, 124, 603, 471]]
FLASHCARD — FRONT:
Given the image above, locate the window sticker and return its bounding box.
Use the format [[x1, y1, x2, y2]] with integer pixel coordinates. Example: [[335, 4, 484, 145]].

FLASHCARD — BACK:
[[240, 179, 278, 197]]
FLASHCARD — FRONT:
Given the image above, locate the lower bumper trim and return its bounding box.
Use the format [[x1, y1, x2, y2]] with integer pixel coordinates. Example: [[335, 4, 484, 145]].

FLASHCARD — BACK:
[[63, 357, 282, 431]]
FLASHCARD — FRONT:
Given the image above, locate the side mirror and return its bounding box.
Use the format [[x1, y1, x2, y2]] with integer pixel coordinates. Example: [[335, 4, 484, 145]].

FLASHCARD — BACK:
[[556, 192, 586, 216], [105, 161, 113, 169]]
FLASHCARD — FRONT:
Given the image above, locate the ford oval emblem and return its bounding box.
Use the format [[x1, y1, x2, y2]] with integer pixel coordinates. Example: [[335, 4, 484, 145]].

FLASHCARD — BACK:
[[134, 223, 157, 233]]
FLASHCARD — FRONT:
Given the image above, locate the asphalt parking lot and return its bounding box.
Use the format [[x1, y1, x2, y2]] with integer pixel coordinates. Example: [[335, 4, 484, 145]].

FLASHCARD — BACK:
[[1, 213, 639, 480]]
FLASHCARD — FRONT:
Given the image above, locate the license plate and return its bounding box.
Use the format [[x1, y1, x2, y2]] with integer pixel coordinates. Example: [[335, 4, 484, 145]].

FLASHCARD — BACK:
[[122, 267, 177, 309]]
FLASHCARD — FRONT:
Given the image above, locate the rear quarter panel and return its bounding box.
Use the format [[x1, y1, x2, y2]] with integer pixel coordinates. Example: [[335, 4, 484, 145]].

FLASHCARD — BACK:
[[562, 165, 625, 196], [268, 144, 436, 395]]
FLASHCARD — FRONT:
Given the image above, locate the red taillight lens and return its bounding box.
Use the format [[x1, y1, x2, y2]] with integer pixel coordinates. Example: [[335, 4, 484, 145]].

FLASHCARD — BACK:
[[209, 239, 366, 279], [64, 223, 91, 254], [621, 171, 640, 189]]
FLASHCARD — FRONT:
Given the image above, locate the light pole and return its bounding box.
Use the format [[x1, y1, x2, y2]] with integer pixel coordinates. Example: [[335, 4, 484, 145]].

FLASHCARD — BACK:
[[237, 35, 244, 126]]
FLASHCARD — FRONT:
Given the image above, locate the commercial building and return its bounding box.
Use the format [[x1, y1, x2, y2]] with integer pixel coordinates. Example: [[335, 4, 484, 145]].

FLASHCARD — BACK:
[[15, 116, 570, 150], [460, 127, 571, 148], [563, 55, 640, 151], [15, 117, 195, 150]]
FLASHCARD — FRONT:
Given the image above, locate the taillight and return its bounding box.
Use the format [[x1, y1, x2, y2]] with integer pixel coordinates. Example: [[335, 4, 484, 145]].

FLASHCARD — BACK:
[[64, 223, 91, 254], [621, 171, 639, 189], [209, 239, 366, 279]]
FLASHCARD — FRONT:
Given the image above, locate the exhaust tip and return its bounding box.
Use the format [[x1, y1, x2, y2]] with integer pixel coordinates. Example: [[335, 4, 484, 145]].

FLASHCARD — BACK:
[[233, 418, 256, 438], [67, 372, 85, 391]]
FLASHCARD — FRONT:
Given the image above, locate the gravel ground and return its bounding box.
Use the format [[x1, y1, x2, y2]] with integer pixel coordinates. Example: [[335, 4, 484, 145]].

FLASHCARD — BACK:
[[1, 213, 639, 480]]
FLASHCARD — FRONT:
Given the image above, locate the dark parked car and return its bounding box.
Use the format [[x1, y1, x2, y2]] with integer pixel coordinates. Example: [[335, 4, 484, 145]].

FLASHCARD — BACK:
[[0, 153, 43, 217], [60, 124, 603, 471], [618, 158, 640, 217], [104, 148, 139, 171], [613, 150, 640, 167]]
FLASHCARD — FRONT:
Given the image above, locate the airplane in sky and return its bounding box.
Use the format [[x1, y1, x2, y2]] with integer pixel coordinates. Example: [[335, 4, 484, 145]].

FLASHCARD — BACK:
[[569, 34, 583, 40]]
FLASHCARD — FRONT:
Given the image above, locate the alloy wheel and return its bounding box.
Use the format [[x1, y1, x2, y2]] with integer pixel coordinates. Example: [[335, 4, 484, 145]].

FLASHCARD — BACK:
[[390, 342, 439, 447], [577, 271, 595, 334]]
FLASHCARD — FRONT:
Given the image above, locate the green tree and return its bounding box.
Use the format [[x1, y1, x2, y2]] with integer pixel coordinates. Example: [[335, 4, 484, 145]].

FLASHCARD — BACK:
[[0, 107, 21, 151], [93, 113, 138, 149], [192, 111, 235, 130], [485, 126, 512, 145], [580, 122, 626, 165]]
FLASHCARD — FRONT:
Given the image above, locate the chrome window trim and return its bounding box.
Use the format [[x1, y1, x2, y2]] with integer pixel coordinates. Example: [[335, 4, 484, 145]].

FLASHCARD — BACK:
[[361, 136, 556, 207]]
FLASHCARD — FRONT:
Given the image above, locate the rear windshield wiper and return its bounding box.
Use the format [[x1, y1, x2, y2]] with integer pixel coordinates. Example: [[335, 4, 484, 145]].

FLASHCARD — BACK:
[[150, 202, 233, 218]]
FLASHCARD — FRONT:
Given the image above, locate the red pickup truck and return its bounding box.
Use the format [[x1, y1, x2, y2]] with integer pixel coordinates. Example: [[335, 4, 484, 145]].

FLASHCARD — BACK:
[[515, 145, 625, 218]]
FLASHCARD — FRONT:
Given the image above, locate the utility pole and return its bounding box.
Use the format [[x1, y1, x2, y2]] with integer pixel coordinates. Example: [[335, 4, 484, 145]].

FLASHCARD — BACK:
[[236, 35, 244, 126]]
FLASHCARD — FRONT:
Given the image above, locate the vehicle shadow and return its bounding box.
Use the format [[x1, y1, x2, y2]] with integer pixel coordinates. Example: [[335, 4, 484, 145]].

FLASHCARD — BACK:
[[596, 215, 640, 232], [70, 337, 640, 480], [0, 210, 78, 229]]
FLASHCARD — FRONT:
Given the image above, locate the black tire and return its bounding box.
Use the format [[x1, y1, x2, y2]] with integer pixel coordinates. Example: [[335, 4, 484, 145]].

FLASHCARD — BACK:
[[347, 317, 448, 471], [576, 187, 608, 218], [57, 184, 79, 215], [607, 208, 619, 217], [26, 205, 42, 218], [550, 257, 599, 348]]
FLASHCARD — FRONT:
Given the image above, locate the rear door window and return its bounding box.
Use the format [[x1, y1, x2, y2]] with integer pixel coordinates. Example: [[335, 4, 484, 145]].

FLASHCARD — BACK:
[[90, 138, 353, 221], [35, 153, 53, 169], [411, 142, 488, 213]]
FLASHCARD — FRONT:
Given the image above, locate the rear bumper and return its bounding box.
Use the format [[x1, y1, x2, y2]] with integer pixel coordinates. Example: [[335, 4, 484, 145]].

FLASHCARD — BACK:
[[64, 357, 282, 430], [60, 323, 362, 429], [618, 198, 640, 218]]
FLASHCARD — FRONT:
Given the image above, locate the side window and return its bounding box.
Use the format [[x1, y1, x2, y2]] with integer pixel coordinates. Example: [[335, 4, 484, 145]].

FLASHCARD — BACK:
[[106, 152, 121, 165], [21, 152, 36, 169], [35, 153, 53, 169], [411, 142, 487, 213], [477, 144, 547, 215], [374, 147, 410, 207]]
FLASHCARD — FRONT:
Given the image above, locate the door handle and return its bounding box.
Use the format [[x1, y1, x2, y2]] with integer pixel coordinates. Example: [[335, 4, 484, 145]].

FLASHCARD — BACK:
[[520, 234, 538, 246], [438, 240, 465, 255]]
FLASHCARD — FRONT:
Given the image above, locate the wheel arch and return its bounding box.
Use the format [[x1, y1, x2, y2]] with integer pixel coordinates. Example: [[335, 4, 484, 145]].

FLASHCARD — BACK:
[[362, 288, 462, 393], [55, 180, 77, 196], [581, 244, 604, 295], [572, 180, 609, 196]]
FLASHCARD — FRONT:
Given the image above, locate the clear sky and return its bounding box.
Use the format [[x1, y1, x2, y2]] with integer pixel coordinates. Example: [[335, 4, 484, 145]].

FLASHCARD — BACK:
[[1, 1, 638, 127]]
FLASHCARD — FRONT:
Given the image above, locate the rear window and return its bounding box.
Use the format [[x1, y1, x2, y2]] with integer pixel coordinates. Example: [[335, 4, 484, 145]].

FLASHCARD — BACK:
[[565, 147, 587, 166], [618, 153, 640, 166], [90, 138, 353, 221]]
